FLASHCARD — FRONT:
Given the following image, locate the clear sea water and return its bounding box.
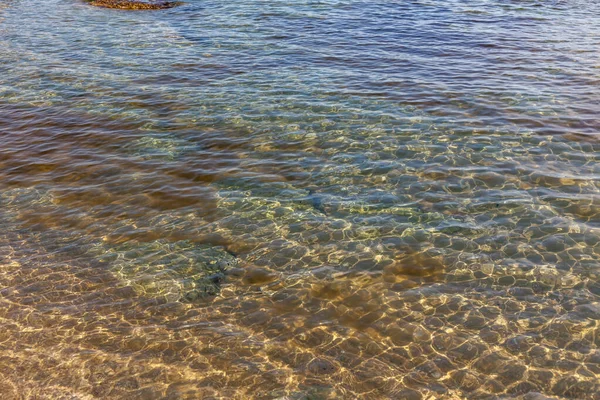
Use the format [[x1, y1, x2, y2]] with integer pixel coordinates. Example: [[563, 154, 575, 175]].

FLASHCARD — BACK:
[[1, 0, 600, 398]]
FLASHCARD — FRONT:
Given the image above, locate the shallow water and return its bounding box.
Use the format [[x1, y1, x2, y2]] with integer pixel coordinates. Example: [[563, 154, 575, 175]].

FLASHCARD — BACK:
[[1, 0, 600, 398]]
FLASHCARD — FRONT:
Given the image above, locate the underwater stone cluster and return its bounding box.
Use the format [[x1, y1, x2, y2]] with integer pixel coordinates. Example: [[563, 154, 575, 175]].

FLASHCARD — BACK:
[[85, 0, 182, 10]]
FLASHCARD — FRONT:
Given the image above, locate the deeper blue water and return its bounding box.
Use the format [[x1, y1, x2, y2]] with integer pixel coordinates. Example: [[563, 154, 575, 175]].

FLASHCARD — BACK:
[[1, 0, 600, 398]]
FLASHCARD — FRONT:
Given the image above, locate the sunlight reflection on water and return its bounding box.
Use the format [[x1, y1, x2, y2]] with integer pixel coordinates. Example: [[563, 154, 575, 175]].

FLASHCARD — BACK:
[[1, 0, 600, 398]]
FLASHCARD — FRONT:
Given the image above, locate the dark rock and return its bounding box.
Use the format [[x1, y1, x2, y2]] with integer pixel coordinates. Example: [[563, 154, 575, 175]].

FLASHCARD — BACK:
[[508, 381, 540, 395], [552, 376, 594, 398], [528, 369, 554, 388], [497, 363, 527, 385], [498, 275, 516, 286], [433, 355, 456, 373], [482, 378, 505, 394], [415, 361, 442, 379], [86, 0, 183, 9], [463, 315, 487, 330], [387, 324, 417, 347], [307, 358, 337, 375], [447, 370, 480, 392], [243, 267, 277, 285], [505, 335, 535, 354], [473, 352, 508, 374], [575, 303, 600, 320], [479, 328, 502, 344], [449, 342, 484, 364]]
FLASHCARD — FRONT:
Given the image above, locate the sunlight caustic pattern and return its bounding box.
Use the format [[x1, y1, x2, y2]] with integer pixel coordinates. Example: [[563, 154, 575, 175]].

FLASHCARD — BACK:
[[1, 0, 600, 398]]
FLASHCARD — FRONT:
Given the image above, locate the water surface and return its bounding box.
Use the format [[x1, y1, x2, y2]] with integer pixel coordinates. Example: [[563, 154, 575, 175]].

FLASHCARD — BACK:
[[1, 0, 600, 398]]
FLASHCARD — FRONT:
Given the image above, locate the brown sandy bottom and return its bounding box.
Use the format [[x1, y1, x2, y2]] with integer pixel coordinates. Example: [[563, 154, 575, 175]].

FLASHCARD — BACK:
[[2, 0, 600, 397], [1, 229, 599, 400]]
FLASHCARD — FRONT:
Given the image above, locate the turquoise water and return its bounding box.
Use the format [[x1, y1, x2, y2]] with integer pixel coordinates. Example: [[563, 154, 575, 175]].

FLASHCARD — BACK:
[[1, 0, 600, 398]]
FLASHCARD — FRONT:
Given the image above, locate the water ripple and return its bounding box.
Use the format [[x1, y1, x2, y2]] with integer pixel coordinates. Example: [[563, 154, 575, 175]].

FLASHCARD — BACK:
[[1, 0, 600, 398]]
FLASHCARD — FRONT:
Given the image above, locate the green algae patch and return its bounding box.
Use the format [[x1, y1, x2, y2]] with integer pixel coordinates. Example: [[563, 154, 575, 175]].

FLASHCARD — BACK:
[[90, 240, 238, 302], [85, 0, 183, 10]]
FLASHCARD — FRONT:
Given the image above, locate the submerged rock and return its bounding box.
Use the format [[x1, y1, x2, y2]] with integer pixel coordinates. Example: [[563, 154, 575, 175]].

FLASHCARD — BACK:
[[86, 0, 183, 10], [91, 239, 238, 302]]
